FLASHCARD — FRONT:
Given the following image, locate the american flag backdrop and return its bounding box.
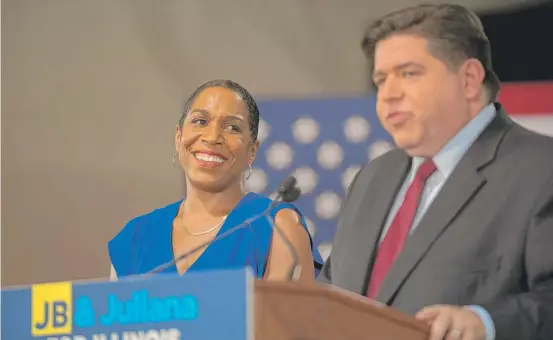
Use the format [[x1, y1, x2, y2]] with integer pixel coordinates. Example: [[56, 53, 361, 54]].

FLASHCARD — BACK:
[[247, 82, 553, 261]]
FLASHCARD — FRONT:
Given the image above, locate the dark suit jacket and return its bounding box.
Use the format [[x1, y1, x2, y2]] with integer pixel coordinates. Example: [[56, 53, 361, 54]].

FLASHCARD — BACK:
[[317, 106, 553, 340]]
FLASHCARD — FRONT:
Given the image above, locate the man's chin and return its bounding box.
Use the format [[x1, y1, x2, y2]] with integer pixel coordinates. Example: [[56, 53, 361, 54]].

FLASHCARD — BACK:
[[392, 135, 418, 152], [392, 136, 432, 158]]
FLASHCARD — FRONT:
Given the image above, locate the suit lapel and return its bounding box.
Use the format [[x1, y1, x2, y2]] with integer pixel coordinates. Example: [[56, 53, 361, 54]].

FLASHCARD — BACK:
[[376, 105, 513, 304], [376, 160, 485, 303], [345, 152, 410, 294]]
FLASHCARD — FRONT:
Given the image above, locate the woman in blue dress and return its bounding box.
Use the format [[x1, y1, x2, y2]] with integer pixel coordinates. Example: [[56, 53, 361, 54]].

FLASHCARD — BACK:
[[108, 79, 321, 282]]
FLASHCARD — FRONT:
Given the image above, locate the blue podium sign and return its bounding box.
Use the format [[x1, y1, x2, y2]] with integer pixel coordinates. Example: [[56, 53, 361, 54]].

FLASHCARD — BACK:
[[1, 268, 254, 340]]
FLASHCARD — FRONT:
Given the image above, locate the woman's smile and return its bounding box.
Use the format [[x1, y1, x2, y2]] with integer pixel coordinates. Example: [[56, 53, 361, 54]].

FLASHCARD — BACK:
[[192, 150, 228, 169]]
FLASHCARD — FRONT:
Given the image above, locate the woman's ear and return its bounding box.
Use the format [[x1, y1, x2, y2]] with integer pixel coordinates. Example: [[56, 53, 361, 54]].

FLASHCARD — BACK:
[[175, 125, 182, 153], [249, 140, 260, 164]]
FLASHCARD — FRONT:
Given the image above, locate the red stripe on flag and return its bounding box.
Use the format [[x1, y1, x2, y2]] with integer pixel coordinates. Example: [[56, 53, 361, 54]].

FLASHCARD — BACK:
[[498, 82, 553, 115]]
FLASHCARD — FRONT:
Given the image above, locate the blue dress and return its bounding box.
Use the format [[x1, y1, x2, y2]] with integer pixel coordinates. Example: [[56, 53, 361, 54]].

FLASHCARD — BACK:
[[108, 192, 324, 278]]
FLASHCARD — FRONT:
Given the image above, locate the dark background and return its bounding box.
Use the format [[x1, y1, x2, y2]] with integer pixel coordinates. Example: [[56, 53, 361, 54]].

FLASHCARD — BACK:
[[481, 1, 553, 81]]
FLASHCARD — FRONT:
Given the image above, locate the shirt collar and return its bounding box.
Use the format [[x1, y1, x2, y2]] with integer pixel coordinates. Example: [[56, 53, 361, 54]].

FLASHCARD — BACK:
[[412, 103, 497, 177]]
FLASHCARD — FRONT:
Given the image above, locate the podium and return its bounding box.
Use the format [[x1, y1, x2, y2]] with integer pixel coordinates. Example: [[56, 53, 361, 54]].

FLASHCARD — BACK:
[[1, 268, 429, 339]]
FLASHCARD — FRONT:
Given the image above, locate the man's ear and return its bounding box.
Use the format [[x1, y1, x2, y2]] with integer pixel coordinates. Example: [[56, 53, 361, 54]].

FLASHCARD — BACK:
[[461, 58, 486, 101]]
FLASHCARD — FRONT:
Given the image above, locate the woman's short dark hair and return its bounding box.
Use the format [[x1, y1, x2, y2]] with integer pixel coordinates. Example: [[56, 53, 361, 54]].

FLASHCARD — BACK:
[[178, 79, 260, 141], [361, 4, 500, 101]]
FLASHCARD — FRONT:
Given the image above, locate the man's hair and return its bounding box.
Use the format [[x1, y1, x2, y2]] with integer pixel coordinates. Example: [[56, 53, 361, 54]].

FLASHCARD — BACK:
[[361, 4, 500, 101], [179, 79, 260, 141]]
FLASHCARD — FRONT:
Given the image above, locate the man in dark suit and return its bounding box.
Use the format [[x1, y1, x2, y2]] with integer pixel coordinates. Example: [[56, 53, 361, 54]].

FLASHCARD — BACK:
[[317, 4, 553, 340]]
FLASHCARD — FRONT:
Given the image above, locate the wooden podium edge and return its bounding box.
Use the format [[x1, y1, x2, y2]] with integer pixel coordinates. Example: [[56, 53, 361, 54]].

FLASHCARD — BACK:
[[255, 280, 430, 334]]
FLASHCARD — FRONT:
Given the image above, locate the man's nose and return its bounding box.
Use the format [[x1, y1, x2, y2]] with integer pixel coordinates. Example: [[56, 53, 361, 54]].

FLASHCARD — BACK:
[[379, 76, 403, 101]]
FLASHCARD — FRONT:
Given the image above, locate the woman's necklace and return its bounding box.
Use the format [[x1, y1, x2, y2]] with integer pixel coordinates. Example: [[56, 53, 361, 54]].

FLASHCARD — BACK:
[[180, 192, 246, 236], [181, 216, 227, 236]]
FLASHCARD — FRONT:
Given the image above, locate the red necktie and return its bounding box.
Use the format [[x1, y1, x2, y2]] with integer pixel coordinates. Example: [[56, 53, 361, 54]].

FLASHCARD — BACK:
[[366, 159, 437, 299]]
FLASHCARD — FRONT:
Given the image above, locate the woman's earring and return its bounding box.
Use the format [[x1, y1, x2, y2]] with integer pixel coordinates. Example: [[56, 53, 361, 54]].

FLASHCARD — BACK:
[[245, 163, 252, 180], [172, 152, 178, 165]]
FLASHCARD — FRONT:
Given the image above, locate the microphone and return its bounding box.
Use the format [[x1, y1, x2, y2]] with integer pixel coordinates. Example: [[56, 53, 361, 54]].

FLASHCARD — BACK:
[[282, 187, 301, 203], [144, 176, 303, 281], [277, 175, 297, 195]]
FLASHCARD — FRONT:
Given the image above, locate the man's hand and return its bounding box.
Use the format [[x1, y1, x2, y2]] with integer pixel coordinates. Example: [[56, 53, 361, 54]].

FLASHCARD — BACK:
[[415, 305, 486, 340]]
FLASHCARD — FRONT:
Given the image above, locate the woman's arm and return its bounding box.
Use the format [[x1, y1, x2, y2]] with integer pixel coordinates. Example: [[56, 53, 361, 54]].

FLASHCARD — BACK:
[[263, 208, 315, 283], [109, 263, 118, 281]]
